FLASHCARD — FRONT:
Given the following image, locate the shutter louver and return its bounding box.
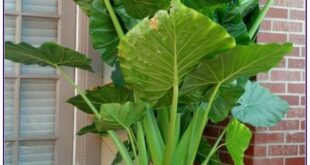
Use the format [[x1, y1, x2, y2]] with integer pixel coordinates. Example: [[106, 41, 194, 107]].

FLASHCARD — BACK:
[[19, 141, 54, 165], [22, 0, 58, 15], [4, 79, 14, 138], [4, 0, 15, 12], [5, 142, 13, 165], [20, 80, 56, 137], [5, 15, 15, 75], [21, 17, 57, 74]]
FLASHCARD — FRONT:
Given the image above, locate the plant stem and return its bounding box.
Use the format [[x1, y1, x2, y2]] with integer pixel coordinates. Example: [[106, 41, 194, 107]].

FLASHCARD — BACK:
[[248, 0, 273, 39], [143, 110, 164, 165], [202, 127, 228, 165], [108, 130, 135, 165], [164, 84, 179, 165], [103, 0, 125, 38], [58, 67, 101, 118], [127, 128, 138, 161], [137, 122, 148, 165], [183, 84, 221, 165]]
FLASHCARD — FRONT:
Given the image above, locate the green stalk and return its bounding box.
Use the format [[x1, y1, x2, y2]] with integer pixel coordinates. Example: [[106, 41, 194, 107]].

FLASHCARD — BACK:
[[176, 84, 221, 165], [103, 0, 125, 38], [127, 128, 138, 161], [248, 0, 273, 39], [108, 131, 135, 165], [143, 110, 164, 165], [201, 127, 228, 165], [187, 84, 221, 164], [164, 84, 179, 165], [58, 67, 133, 165], [137, 122, 148, 165], [58, 67, 100, 118]]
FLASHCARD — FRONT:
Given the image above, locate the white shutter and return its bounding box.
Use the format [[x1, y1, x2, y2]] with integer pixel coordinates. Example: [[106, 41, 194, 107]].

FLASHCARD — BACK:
[[5, 0, 76, 164], [19, 141, 54, 165], [20, 80, 56, 137]]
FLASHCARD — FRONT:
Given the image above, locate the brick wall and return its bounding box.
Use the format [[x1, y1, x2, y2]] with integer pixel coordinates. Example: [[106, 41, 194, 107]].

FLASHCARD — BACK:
[[253, 0, 306, 164], [203, 0, 305, 164]]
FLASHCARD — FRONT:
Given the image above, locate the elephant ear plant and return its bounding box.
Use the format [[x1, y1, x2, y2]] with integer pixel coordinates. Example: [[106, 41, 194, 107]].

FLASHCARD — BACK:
[[5, 0, 293, 164]]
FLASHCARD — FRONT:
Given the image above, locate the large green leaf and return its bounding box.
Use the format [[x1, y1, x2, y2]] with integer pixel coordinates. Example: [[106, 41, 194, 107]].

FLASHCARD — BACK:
[[67, 84, 133, 114], [114, 5, 141, 30], [226, 119, 252, 165], [119, 2, 235, 104], [121, 0, 171, 19], [90, 0, 119, 66], [181, 0, 259, 44], [208, 85, 245, 123], [196, 137, 221, 165], [181, 43, 293, 93], [74, 0, 93, 16], [99, 102, 146, 128], [232, 81, 289, 127], [5, 41, 93, 72]]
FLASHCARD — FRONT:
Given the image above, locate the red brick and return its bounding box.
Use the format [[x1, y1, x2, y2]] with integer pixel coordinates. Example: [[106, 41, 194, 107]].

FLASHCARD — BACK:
[[260, 20, 271, 31], [203, 126, 220, 137], [272, 21, 303, 32], [246, 145, 267, 156], [288, 47, 300, 57], [270, 120, 299, 131], [287, 83, 305, 94], [290, 9, 305, 20], [272, 0, 304, 8], [300, 96, 305, 105], [258, 32, 287, 43], [301, 47, 305, 57], [299, 145, 305, 155], [266, 7, 288, 19], [279, 95, 299, 105], [261, 83, 286, 93], [257, 73, 269, 81], [289, 34, 305, 45], [286, 132, 305, 143], [271, 70, 301, 81], [285, 157, 305, 165], [268, 145, 298, 156], [287, 108, 305, 118], [254, 133, 284, 144], [253, 158, 283, 165], [288, 58, 305, 69], [300, 120, 305, 130]]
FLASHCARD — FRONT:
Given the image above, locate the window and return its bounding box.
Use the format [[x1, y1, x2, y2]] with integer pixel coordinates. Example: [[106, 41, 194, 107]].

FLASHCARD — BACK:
[[4, 1, 77, 164]]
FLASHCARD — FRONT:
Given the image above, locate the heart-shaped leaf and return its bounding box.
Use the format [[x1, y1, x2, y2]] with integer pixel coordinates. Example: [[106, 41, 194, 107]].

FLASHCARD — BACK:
[[181, 43, 293, 94], [99, 102, 147, 128], [226, 119, 252, 165], [114, 4, 141, 30], [89, 0, 119, 66], [122, 0, 171, 19], [209, 86, 245, 123], [119, 2, 235, 104], [232, 81, 289, 127], [5, 41, 93, 72], [67, 84, 133, 114]]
